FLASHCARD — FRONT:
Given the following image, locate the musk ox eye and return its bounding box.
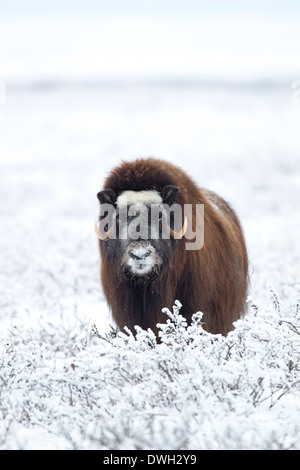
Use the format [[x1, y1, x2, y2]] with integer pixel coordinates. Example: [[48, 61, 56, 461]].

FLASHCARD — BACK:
[[162, 185, 180, 205]]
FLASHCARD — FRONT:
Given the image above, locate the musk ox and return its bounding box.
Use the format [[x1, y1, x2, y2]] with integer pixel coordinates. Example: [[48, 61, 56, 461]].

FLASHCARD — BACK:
[[96, 158, 248, 336]]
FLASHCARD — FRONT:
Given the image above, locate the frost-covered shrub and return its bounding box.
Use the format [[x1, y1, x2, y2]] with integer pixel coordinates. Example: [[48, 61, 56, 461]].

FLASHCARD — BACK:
[[0, 288, 299, 450]]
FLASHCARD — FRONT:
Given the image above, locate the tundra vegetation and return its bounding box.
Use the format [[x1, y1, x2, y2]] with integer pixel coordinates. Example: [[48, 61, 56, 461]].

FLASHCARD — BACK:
[[0, 290, 299, 449]]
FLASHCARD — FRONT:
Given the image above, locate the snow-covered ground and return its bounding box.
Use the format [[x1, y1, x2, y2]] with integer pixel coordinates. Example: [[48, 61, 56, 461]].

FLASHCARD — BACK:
[[0, 14, 300, 449]]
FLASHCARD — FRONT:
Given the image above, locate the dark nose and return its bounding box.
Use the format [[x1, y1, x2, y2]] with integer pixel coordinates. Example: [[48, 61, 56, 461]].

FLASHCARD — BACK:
[[130, 249, 150, 260]]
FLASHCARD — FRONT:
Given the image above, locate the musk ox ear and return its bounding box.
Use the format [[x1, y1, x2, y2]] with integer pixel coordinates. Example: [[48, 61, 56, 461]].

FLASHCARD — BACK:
[[161, 185, 180, 206], [97, 189, 116, 205]]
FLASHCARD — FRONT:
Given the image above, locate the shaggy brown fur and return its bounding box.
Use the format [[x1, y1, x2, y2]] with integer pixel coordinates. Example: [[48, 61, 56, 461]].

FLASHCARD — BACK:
[[97, 158, 248, 336]]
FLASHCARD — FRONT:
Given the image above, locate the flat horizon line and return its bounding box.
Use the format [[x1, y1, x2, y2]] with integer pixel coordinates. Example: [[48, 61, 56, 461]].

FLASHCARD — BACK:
[[5, 77, 295, 93]]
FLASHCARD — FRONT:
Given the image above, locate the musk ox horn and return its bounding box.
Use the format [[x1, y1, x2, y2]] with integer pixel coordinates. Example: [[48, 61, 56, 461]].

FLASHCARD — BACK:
[[170, 216, 188, 239], [95, 221, 112, 241]]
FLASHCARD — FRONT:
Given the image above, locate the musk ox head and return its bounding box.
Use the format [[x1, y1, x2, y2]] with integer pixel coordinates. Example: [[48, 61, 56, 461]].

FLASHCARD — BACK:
[[96, 185, 187, 282]]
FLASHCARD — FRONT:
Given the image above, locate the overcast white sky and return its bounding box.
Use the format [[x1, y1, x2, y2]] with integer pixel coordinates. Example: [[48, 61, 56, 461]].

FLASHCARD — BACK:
[[1, 0, 300, 15], [1, 1, 299, 83]]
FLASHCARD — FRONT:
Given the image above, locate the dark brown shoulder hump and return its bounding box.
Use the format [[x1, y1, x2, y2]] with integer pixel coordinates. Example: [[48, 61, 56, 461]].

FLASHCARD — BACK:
[[103, 157, 202, 204], [103, 158, 177, 195]]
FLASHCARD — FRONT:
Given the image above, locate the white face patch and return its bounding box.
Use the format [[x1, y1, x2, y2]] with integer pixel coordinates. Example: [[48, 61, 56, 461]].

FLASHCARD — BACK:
[[116, 190, 162, 207]]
